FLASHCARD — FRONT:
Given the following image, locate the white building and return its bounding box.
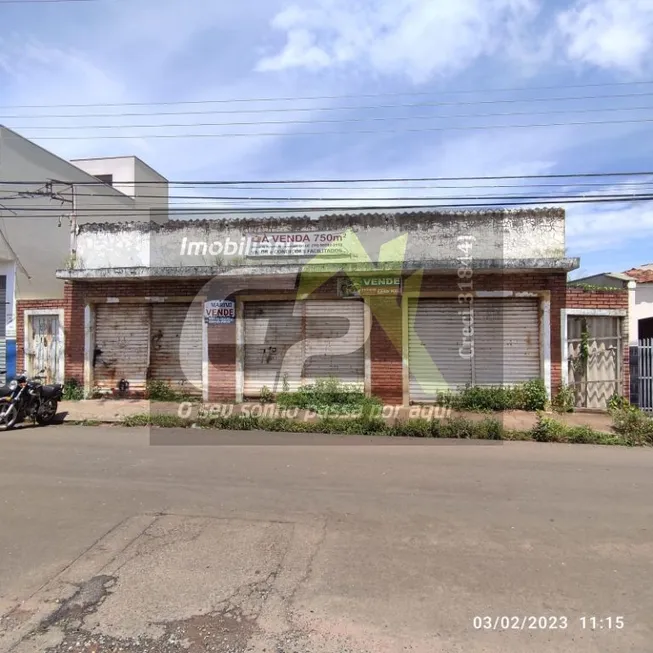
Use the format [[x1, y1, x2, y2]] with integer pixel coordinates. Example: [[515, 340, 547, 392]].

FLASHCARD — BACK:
[[0, 125, 168, 382]]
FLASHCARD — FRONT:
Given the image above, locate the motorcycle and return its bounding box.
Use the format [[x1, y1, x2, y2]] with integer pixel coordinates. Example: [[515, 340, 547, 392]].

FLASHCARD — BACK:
[[0, 369, 64, 430]]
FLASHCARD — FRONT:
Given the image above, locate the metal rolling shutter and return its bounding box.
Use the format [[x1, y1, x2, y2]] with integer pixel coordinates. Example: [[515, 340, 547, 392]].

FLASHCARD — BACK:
[[0, 276, 5, 383], [303, 300, 365, 389], [473, 298, 541, 386], [94, 304, 149, 393], [150, 303, 203, 395], [244, 301, 302, 396], [408, 298, 473, 402]]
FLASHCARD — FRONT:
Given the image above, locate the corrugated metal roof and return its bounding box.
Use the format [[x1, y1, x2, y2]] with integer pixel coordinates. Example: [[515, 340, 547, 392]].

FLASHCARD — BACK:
[[78, 206, 565, 234]]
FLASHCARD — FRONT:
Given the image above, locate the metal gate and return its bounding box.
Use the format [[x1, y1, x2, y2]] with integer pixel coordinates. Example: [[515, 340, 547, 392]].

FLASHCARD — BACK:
[[26, 314, 62, 384], [94, 304, 150, 394], [408, 297, 541, 402], [567, 315, 623, 410], [638, 338, 653, 413], [243, 300, 365, 397], [149, 303, 203, 395]]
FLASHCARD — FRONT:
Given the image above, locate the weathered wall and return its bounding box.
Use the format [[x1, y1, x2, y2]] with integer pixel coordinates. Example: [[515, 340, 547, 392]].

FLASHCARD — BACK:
[[16, 298, 66, 377], [74, 209, 568, 271], [63, 271, 567, 404]]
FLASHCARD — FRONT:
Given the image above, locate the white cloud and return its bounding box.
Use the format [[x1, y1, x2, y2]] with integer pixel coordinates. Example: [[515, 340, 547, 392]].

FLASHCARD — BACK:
[[257, 0, 539, 83], [556, 0, 653, 72]]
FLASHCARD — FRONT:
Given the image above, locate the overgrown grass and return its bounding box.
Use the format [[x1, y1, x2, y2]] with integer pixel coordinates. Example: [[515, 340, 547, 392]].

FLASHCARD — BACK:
[[145, 380, 201, 403], [119, 410, 646, 447], [62, 378, 85, 402], [276, 377, 383, 417], [551, 385, 576, 413], [434, 379, 548, 412], [609, 404, 653, 446]]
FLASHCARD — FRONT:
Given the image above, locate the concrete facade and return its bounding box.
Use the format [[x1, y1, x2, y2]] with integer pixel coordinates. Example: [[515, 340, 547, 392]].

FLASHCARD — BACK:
[[49, 208, 601, 404]]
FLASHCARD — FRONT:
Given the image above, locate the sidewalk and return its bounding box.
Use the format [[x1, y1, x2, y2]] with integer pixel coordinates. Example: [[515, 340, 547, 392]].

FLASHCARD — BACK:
[[59, 400, 616, 433]]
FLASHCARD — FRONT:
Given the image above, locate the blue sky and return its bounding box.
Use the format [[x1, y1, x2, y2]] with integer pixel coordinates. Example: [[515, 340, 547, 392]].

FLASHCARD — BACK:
[[1, 0, 653, 278]]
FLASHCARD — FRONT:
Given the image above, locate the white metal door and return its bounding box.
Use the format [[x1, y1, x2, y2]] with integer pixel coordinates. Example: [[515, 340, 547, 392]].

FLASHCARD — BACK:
[[94, 304, 149, 393], [27, 314, 62, 384], [243, 300, 366, 397], [303, 300, 365, 389], [408, 298, 473, 402], [473, 298, 541, 386], [244, 301, 302, 396], [150, 303, 203, 395]]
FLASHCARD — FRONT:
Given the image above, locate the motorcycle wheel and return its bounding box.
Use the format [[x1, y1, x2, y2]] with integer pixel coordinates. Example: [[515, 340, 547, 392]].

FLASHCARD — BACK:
[[0, 404, 19, 430], [36, 400, 58, 425]]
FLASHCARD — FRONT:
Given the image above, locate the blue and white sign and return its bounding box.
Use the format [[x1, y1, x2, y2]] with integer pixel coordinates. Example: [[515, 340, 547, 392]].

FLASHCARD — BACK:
[[204, 300, 236, 325]]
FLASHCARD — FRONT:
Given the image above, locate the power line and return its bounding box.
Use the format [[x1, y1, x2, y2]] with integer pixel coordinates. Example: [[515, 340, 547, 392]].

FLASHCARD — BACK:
[[2, 170, 653, 186], [14, 104, 653, 132], [6, 193, 653, 212], [2, 79, 653, 109], [17, 116, 653, 139], [43, 188, 653, 204], [6, 91, 653, 120]]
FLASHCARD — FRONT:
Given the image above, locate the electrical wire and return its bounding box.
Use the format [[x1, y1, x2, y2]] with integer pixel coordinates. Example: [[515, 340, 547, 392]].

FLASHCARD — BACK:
[[2, 171, 653, 185], [6, 92, 653, 120], [4, 193, 653, 213], [3, 79, 653, 109], [12, 104, 653, 132], [17, 116, 653, 140]]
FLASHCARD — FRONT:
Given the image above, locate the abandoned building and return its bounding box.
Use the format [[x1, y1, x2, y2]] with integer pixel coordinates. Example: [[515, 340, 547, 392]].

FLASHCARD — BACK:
[[38, 207, 633, 409]]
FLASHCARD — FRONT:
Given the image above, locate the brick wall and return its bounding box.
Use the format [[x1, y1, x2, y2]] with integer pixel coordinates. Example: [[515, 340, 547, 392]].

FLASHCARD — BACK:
[[565, 286, 630, 398], [16, 299, 66, 376], [368, 296, 403, 403], [63, 271, 572, 404]]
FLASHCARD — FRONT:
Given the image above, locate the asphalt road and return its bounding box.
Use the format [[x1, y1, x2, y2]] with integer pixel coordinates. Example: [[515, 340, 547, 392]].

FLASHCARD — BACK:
[[0, 426, 652, 653]]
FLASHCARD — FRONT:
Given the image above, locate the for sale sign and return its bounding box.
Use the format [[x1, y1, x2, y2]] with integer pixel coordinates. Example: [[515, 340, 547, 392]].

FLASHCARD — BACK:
[[204, 300, 236, 324]]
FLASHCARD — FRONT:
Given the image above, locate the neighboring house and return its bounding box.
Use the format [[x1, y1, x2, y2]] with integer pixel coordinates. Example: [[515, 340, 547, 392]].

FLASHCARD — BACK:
[[55, 207, 589, 405], [570, 266, 653, 340], [0, 125, 168, 383]]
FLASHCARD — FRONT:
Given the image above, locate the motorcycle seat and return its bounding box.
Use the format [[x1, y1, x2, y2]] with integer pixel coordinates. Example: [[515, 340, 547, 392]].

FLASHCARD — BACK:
[[41, 384, 63, 399], [0, 385, 12, 397]]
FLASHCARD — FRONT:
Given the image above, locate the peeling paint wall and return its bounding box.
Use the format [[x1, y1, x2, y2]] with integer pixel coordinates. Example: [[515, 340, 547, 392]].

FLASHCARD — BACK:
[[75, 210, 567, 270]]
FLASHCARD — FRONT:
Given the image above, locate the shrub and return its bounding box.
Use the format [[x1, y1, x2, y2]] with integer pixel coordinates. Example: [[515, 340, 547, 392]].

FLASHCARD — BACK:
[[390, 419, 431, 438], [434, 379, 547, 412], [145, 380, 199, 403], [610, 405, 653, 446], [259, 386, 274, 404], [513, 379, 548, 412], [551, 385, 575, 413], [63, 378, 84, 401], [473, 418, 505, 440], [277, 377, 382, 417], [608, 393, 630, 412], [530, 414, 567, 442], [439, 416, 477, 439]]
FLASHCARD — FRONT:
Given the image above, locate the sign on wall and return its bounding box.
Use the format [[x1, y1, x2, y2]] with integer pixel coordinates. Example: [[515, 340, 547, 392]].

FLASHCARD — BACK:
[[338, 276, 402, 297], [247, 231, 349, 257], [204, 300, 236, 324]]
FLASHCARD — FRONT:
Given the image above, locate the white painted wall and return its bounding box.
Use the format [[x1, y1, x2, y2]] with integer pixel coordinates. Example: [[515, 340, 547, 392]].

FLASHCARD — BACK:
[[0, 127, 167, 299], [634, 285, 653, 320], [72, 156, 168, 222], [75, 211, 568, 270]]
